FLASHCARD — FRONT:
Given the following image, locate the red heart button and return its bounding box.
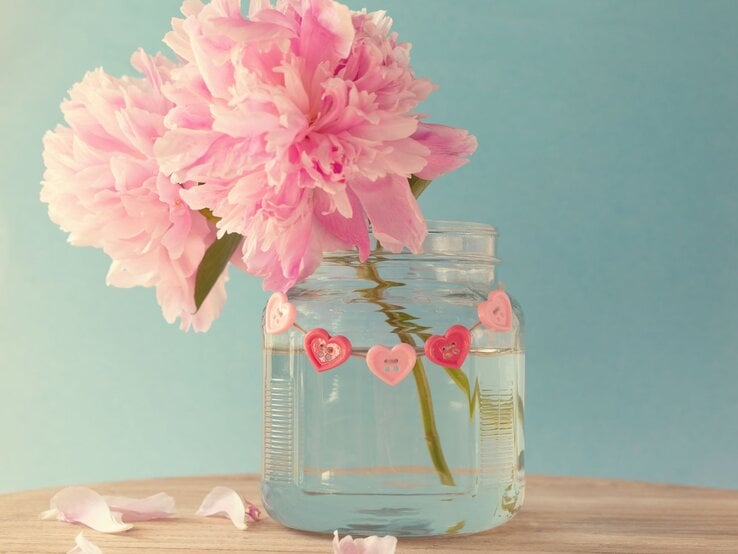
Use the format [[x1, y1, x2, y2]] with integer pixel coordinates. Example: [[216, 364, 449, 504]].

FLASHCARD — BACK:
[[424, 325, 472, 369], [304, 328, 352, 372]]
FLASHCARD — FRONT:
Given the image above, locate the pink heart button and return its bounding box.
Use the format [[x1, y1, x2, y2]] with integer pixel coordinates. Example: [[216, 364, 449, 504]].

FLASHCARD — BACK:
[[304, 328, 352, 372], [478, 290, 513, 332], [424, 325, 472, 369], [265, 292, 296, 335], [366, 344, 417, 387]]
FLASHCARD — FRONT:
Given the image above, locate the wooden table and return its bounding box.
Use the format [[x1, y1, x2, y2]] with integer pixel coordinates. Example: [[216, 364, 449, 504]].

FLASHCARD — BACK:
[[0, 475, 736, 553]]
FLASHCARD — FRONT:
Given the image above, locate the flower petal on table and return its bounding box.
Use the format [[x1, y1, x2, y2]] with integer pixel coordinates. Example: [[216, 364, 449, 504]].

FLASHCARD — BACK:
[[196, 486, 260, 530], [102, 492, 175, 522], [332, 530, 398, 554], [67, 531, 104, 554], [42, 487, 132, 533]]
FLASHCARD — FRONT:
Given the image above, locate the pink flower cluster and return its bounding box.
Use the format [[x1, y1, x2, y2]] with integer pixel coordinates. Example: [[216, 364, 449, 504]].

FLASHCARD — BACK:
[[42, 0, 477, 331]]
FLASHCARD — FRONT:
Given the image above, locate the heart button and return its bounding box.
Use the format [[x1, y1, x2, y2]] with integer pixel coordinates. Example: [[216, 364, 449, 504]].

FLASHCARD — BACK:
[[478, 290, 513, 332], [265, 292, 296, 335], [366, 344, 417, 387], [304, 328, 352, 372], [424, 325, 472, 369]]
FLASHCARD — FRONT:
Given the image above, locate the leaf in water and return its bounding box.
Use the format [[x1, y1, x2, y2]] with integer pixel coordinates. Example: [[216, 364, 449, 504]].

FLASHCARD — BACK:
[[194, 232, 243, 310], [446, 520, 466, 534], [445, 369, 481, 421], [445, 367, 471, 401], [500, 481, 521, 515], [469, 378, 480, 420], [517, 393, 525, 425]]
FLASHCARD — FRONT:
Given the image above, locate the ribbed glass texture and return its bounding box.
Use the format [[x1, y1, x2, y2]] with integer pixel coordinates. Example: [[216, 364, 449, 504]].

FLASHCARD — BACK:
[[262, 221, 525, 537]]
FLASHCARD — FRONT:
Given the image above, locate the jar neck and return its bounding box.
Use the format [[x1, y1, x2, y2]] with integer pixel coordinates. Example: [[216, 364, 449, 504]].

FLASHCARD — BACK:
[[302, 220, 499, 288]]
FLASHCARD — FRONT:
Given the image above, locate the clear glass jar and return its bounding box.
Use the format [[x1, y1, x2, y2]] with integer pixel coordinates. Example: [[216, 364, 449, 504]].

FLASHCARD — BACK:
[[261, 221, 525, 537]]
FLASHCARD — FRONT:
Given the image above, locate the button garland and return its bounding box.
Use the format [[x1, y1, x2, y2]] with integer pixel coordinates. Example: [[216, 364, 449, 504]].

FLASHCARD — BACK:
[[265, 289, 513, 387]]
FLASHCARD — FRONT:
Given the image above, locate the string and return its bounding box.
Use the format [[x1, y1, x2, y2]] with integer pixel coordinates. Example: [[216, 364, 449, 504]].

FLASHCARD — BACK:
[[284, 320, 485, 357]]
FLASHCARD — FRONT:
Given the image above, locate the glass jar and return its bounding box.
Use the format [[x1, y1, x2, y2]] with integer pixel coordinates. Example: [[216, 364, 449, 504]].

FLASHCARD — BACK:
[[261, 221, 525, 537]]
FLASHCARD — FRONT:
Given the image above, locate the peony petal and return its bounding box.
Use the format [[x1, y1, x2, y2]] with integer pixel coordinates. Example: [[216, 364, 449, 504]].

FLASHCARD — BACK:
[[299, 0, 355, 75], [67, 532, 104, 554], [332, 530, 398, 554], [102, 492, 175, 522], [42, 487, 132, 534], [412, 122, 478, 181], [349, 174, 426, 254], [245, 501, 262, 523], [314, 188, 370, 261], [153, 129, 219, 179], [196, 486, 261, 530], [209, 16, 296, 44], [248, 0, 271, 18]]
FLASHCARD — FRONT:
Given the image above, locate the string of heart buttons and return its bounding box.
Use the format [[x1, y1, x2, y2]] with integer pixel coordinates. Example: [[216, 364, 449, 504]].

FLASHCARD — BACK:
[[265, 288, 513, 387]]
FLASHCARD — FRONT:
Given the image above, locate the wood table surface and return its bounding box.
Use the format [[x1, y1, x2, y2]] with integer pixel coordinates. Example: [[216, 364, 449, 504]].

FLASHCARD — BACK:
[[0, 475, 736, 553]]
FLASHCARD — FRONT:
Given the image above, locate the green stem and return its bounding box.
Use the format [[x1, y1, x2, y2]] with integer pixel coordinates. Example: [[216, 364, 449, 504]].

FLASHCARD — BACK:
[[354, 258, 455, 486], [410, 352, 455, 486], [341, 176, 461, 485]]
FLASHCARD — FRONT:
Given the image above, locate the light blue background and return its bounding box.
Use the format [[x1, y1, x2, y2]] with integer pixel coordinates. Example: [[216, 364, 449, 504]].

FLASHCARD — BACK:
[[1, 0, 736, 494]]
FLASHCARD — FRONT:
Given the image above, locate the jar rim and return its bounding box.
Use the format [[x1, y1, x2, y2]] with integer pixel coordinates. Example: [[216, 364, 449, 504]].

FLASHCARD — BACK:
[[366, 219, 497, 236], [321, 219, 498, 263], [423, 220, 497, 235]]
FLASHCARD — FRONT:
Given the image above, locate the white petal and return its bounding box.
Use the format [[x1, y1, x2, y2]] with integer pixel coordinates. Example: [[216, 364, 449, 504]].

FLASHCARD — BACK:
[[102, 492, 175, 522], [196, 486, 249, 530], [41, 487, 132, 534], [67, 532, 104, 554], [333, 530, 398, 554], [40, 508, 60, 521]]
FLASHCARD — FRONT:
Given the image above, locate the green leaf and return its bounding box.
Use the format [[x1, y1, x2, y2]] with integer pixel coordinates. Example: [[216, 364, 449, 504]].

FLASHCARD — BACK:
[[469, 377, 480, 420], [445, 366, 471, 400], [445, 368, 481, 420], [409, 175, 432, 199], [194, 232, 243, 311]]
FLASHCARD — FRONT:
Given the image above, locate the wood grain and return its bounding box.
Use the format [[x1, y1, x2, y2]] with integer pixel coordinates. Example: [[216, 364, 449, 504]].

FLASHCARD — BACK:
[[0, 475, 736, 553]]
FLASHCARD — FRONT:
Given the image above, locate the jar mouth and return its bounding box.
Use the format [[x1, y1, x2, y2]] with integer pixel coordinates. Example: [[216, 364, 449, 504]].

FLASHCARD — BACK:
[[423, 220, 497, 235], [324, 219, 498, 263]]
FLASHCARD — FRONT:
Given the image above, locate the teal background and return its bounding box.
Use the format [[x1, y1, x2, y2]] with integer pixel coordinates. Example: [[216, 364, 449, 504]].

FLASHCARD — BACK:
[[1, 0, 736, 494]]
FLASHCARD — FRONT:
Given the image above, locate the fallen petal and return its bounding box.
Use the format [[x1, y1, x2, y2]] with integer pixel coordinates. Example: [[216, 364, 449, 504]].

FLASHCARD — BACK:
[[103, 492, 175, 522], [332, 530, 398, 554], [196, 486, 260, 530], [42, 487, 132, 533], [67, 531, 104, 554]]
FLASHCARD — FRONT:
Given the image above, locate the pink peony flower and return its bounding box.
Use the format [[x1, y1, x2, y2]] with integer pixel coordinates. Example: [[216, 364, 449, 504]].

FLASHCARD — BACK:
[[156, 0, 477, 292], [41, 50, 230, 331]]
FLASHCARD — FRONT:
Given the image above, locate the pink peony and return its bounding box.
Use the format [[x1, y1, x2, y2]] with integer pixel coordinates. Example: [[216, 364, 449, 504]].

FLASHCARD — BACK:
[[41, 50, 229, 331], [156, 0, 477, 292]]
